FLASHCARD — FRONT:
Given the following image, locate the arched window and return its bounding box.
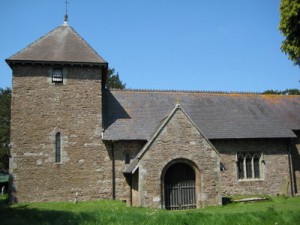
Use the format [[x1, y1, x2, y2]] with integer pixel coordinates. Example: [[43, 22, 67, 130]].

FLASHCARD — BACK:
[[237, 152, 262, 180], [55, 132, 61, 163]]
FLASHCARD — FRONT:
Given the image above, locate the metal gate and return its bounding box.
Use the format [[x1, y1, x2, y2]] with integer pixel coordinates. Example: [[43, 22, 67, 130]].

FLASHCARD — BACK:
[[164, 163, 196, 210]]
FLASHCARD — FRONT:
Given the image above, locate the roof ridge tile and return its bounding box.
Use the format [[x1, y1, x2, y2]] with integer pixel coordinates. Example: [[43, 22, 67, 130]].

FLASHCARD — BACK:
[[108, 88, 261, 95]]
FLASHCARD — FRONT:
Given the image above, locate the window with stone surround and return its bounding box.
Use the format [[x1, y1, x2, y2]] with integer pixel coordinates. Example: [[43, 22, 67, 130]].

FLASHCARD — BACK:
[[52, 68, 63, 83], [237, 152, 262, 180], [124, 152, 135, 164], [55, 132, 61, 163], [125, 153, 131, 164]]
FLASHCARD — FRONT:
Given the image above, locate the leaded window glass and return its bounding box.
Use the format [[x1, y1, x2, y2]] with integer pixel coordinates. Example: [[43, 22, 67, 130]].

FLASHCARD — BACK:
[[55, 132, 61, 163], [246, 155, 252, 178], [237, 152, 262, 180], [254, 155, 260, 178], [237, 155, 244, 179]]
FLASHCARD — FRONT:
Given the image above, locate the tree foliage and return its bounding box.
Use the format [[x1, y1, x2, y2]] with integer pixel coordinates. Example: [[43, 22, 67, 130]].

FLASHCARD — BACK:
[[0, 88, 11, 172], [279, 0, 300, 67], [106, 68, 126, 89], [262, 88, 300, 95]]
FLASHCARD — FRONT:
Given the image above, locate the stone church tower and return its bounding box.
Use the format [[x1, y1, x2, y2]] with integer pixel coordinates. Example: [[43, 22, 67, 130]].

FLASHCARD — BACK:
[[6, 20, 111, 202]]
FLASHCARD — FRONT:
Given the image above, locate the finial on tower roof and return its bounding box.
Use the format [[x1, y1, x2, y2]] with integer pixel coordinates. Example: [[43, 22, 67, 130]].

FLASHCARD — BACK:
[[176, 96, 181, 105], [63, 0, 69, 25]]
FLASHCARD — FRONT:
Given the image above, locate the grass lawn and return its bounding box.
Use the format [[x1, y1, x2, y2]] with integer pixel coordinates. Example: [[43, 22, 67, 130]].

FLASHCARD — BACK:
[[0, 195, 300, 225]]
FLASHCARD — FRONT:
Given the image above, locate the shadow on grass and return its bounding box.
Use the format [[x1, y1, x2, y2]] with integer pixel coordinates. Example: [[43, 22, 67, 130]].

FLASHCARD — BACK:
[[1, 197, 300, 225], [0, 197, 8, 206], [0, 204, 95, 225]]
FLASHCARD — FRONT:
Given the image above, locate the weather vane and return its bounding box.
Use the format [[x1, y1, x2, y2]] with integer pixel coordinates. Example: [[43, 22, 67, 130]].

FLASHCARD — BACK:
[[64, 0, 69, 22]]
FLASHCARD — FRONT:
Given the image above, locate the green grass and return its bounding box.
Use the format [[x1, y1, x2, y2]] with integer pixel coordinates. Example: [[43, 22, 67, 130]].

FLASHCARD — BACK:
[[0, 195, 300, 225]]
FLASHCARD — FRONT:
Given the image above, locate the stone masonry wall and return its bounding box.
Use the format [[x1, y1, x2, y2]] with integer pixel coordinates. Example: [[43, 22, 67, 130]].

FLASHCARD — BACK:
[[10, 64, 112, 202], [211, 139, 291, 196], [104, 141, 145, 204], [138, 108, 221, 208]]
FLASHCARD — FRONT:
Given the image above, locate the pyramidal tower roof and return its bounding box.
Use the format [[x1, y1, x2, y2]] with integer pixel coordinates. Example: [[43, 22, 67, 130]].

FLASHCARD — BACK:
[[6, 21, 107, 67]]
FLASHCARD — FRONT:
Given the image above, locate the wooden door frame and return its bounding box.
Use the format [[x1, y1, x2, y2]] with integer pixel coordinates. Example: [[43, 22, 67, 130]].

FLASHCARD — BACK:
[[161, 158, 201, 210]]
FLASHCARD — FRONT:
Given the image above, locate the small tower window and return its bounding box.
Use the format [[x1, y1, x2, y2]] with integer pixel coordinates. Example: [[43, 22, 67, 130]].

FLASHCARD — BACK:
[[55, 132, 61, 163], [125, 153, 131, 164], [52, 68, 63, 83]]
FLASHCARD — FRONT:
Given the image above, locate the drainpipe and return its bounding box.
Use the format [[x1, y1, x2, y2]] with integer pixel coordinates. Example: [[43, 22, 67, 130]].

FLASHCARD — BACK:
[[111, 141, 116, 200], [287, 138, 295, 197], [130, 176, 133, 206]]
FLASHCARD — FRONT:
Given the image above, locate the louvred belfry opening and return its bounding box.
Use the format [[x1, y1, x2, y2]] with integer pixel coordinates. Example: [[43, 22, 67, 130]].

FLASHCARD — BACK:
[[52, 68, 63, 83]]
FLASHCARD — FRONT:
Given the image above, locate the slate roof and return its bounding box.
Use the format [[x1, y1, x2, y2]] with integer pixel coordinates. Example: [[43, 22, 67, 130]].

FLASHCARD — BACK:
[[6, 23, 107, 66], [123, 104, 220, 174], [103, 90, 300, 140]]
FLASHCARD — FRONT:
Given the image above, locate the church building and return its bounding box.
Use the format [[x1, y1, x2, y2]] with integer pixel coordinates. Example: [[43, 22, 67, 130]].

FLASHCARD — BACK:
[[5, 18, 300, 210]]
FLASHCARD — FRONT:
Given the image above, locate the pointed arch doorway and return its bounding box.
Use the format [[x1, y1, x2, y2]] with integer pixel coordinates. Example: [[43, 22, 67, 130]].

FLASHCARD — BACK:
[[164, 162, 196, 210]]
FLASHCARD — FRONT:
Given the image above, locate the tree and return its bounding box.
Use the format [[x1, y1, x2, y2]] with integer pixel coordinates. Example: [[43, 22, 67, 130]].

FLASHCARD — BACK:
[[0, 88, 11, 173], [279, 0, 300, 67], [106, 68, 126, 89], [262, 88, 300, 95]]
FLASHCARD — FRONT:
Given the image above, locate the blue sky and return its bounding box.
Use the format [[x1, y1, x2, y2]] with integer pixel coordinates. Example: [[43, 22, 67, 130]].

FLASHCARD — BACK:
[[0, 0, 299, 92]]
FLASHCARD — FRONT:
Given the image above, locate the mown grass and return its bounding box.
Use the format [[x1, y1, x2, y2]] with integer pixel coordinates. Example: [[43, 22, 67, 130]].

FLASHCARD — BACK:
[[0, 195, 300, 225]]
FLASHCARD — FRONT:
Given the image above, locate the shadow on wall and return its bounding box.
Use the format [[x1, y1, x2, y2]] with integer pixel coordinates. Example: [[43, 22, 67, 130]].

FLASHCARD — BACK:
[[102, 90, 130, 130]]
